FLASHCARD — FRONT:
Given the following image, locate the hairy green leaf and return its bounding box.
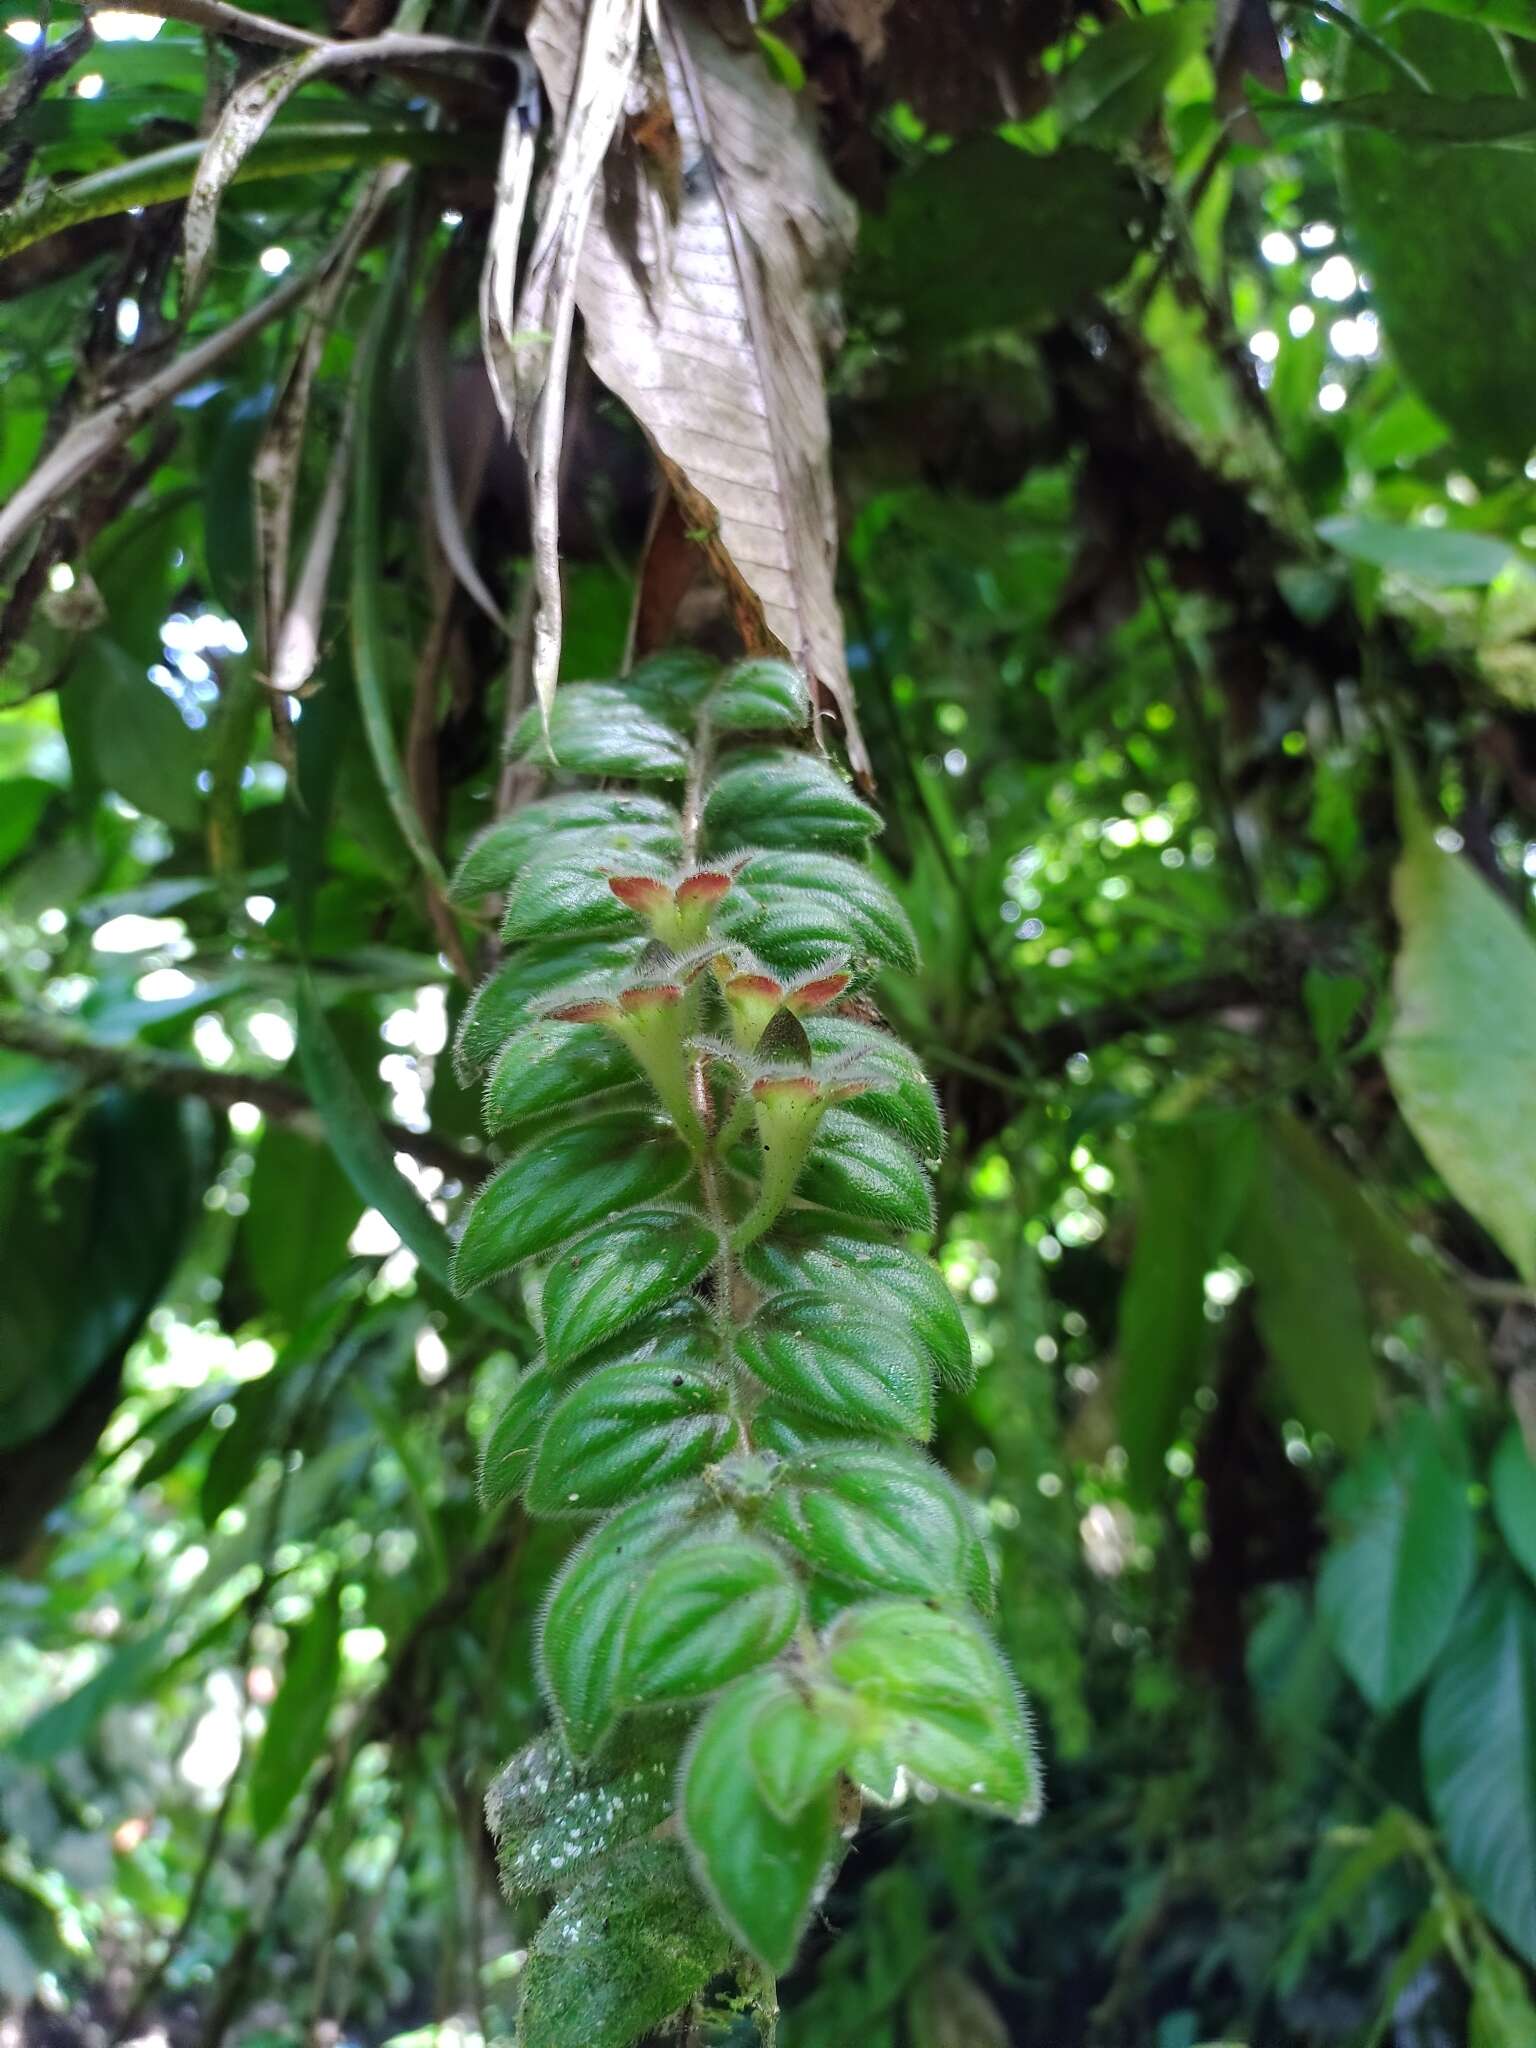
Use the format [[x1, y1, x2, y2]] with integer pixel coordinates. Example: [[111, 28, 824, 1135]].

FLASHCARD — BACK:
[[763, 1441, 988, 1604], [680, 1669, 839, 1972], [745, 1670, 857, 1823], [538, 1487, 713, 1757], [621, 1539, 801, 1703], [721, 849, 919, 977], [452, 1112, 691, 1293], [452, 791, 682, 900], [479, 1365, 557, 1509], [709, 657, 812, 733], [456, 937, 646, 1077], [526, 1362, 733, 1516], [827, 1600, 1039, 1820], [703, 752, 880, 856], [743, 1226, 971, 1387], [541, 1208, 717, 1371], [739, 1291, 934, 1438], [511, 683, 690, 780], [483, 1018, 638, 1136], [798, 1111, 934, 1234]]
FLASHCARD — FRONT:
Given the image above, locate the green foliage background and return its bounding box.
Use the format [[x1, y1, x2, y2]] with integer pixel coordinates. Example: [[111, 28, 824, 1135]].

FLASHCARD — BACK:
[[3, 0, 1536, 2043]]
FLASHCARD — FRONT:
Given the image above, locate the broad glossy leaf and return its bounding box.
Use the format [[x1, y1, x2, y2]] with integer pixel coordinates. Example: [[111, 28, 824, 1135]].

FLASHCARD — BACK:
[[1317, 1411, 1474, 1710], [1317, 515, 1514, 589], [518, 1839, 734, 2048], [745, 1670, 857, 1823], [798, 1110, 934, 1234], [680, 1669, 839, 1971], [621, 1538, 801, 1703], [452, 1112, 690, 1293], [541, 1208, 717, 1370], [452, 790, 681, 900], [1234, 1123, 1376, 1453], [709, 657, 812, 733], [1340, 11, 1536, 460], [483, 1018, 637, 1136], [248, 1583, 342, 1838], [721, 849, 918, 977], [703, 752, 879, 855], [827, 1600, 1039, 1820], [738, 1291, 933, 1438], [539, 1486, 712, 1756], [502, 860, 646, 944], [805, 1015, 943, 1160], [526, 1362, 733, 1516], [1423, 1571, 1536, 1964], [511, 683, 690, 780], [743, 1226, 971, 1387], [479, 1366, 557, 1510], [456, 937, 646, 1076], [1386, 796, 1536, 1282], [1117, 1113, 1259, 1505], [75, 639, 205, 831], [763, 1441, 987, 1604], [1493, 1425, 1536, 1587]]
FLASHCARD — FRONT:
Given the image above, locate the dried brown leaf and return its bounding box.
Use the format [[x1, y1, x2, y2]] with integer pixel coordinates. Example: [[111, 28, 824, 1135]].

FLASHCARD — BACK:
[[528, 0, 867, 775]]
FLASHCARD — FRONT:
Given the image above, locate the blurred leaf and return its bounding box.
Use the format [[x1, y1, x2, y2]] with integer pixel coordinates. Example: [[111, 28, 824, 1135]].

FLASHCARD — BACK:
[[235, 1123, 363, 1331], [854, 137, 1158, 346], [1338, 11, 1536, 459], [1317, 515, 1517, 587], [1116, 1112, 1258, 1503], [248, 1580, 343, 1837], [1057, 4, 1211, 148], [1235, 1120, 1376, 1452], [1494, 1424, 1536, 1588], [1318, 1410, 1474, 1710], [1423, 1569, 1536, 1964], [69, 641, 205, 831], [1385, 790, 1536, 1282]]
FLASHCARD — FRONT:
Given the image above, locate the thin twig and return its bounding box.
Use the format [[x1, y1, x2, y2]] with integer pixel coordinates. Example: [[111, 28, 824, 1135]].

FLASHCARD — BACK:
[[0, 1011, 485, 1183], [88, 0, 325, 48]]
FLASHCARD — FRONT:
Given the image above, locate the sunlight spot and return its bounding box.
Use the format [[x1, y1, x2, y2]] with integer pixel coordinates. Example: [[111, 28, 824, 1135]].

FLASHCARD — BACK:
[[1288, 304, 1315, 337], [75, 71, 104, 96], [48, 562, 75, 592], [194, 1014, 236, 1066], [135, 968, 197, 1002], [244, 893, 276, 924], [1318, 381, 1347, 413], [92, 9, 163, 35], [350, 1208, 402, 1257], [1329, 312, 1378, 359], [4, 19, 42, 43], [1248, 328, 1280, 363], [1260, 231, 1296, 265], [93, 913, 184, 954], [1310, 253, 1356, 301], [258, 245, 292, 276], [1300, 219, 1336, 248], [116, 297, 140, 342], [247, 1010, 295, 1062], [228, 1101, 262, 1137], [1299, 77, 1325, 102], [416, 1326, 450, 1384]]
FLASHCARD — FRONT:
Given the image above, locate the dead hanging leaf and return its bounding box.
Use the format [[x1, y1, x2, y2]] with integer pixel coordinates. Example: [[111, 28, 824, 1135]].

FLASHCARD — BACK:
[[267, 388, 357, 695], [483, 0, 644, 725], [181, 32, 527, 305], [527, 0, 867, 776], [421, 267, 506, 633], [253, 166, 403, 687]]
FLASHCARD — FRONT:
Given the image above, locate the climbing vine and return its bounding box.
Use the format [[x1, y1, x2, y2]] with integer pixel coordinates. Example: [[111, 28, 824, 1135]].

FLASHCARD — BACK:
[[453, 652, 1037, 2045]]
